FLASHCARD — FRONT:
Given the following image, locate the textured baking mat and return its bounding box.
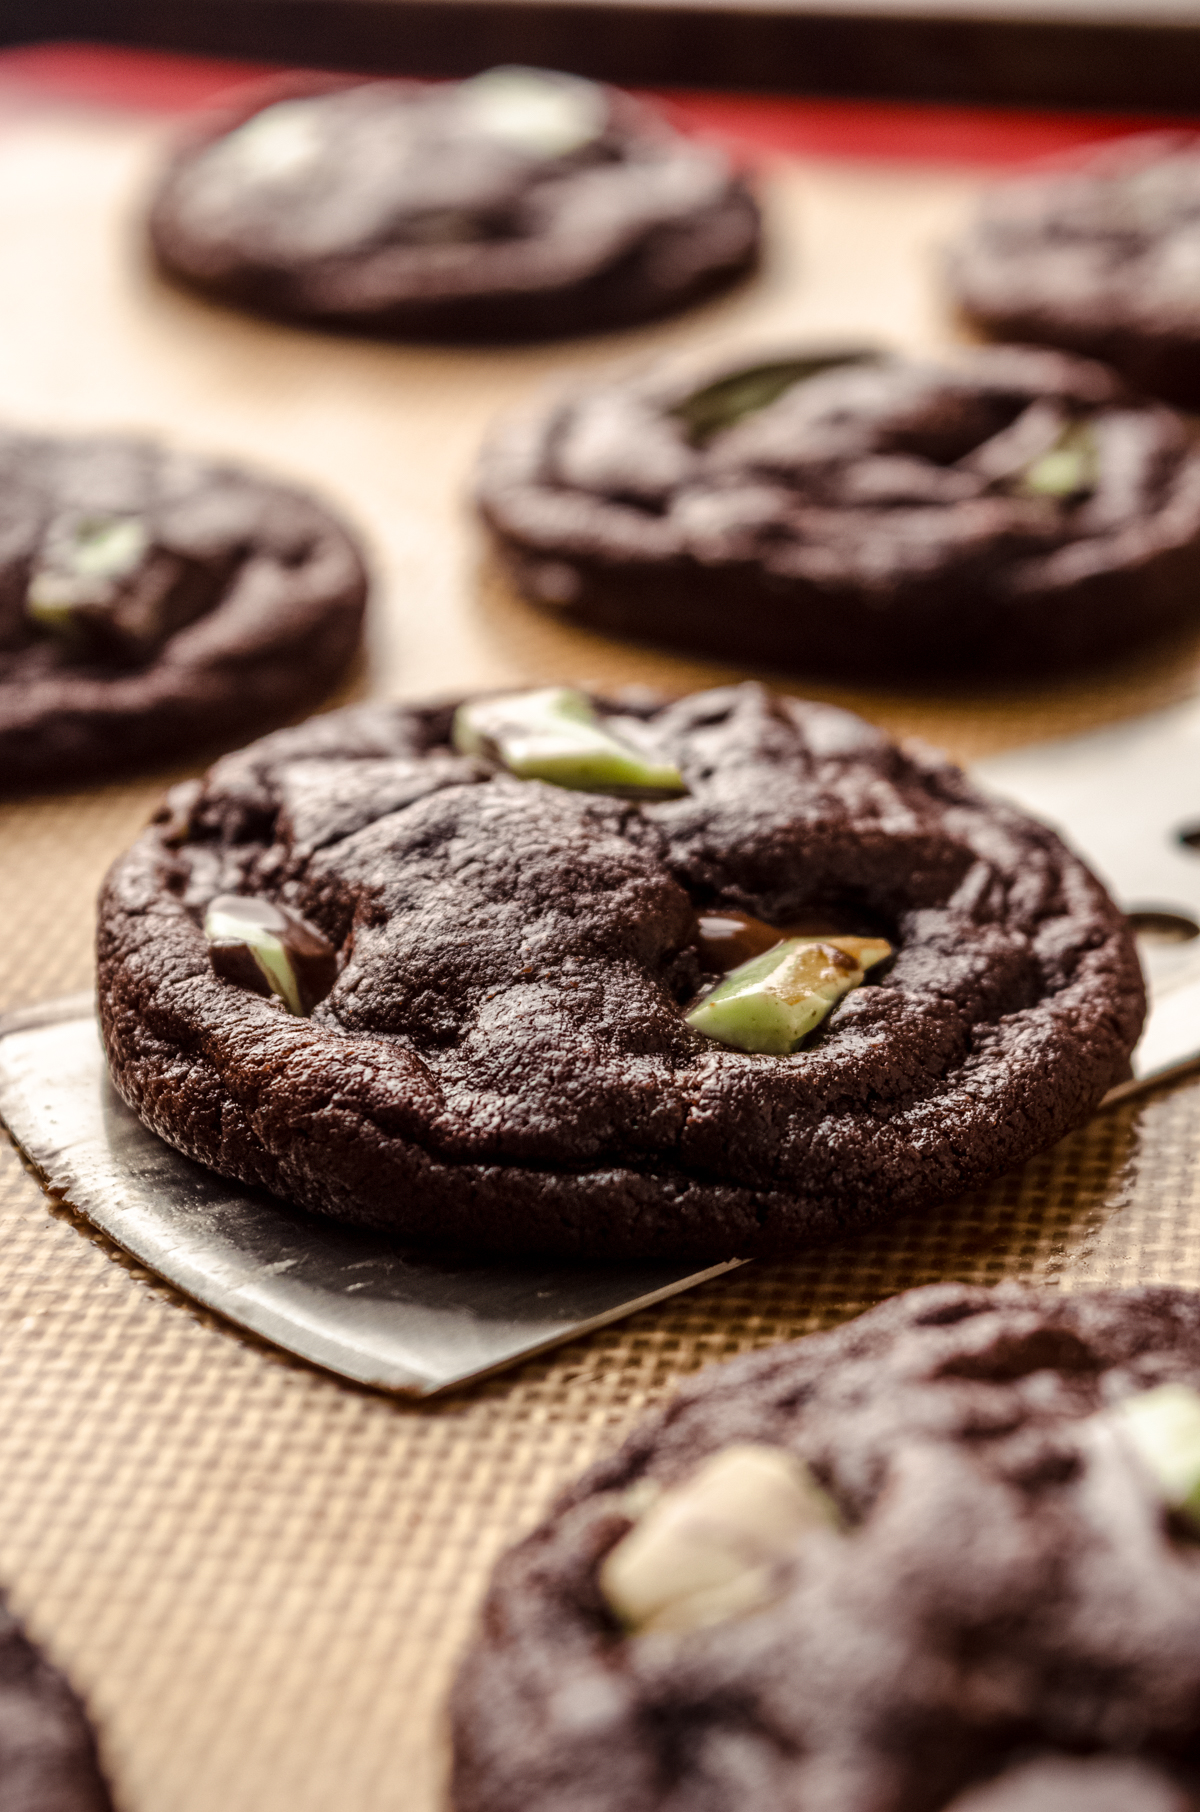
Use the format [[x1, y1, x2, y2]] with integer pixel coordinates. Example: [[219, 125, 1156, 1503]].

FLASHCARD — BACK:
[[2, 766, 1199, 1812], [4, 53, 1200, 1812], [1, 1005, 1198, 1812]]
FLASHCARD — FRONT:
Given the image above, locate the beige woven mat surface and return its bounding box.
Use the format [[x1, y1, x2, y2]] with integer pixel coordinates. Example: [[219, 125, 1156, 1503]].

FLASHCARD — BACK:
[[2, 83, 1200, 1812]]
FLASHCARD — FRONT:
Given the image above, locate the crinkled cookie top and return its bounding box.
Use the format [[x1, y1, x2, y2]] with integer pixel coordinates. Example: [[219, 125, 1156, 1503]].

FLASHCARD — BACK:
[[149, 70, 752, 320], [479, 344, 1200, 600]]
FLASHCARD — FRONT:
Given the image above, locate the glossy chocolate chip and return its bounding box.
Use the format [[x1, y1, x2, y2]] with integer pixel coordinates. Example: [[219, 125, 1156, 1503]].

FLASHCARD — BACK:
[[696, 909, 879, 974], [696, 910, 784, 972]]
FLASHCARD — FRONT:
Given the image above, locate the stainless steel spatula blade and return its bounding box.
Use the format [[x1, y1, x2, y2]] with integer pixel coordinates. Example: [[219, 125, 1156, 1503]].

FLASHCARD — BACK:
[[0, 996, 743, 1395], [975, 695, 1200, 1092], [1, 699, 1198, 1394]]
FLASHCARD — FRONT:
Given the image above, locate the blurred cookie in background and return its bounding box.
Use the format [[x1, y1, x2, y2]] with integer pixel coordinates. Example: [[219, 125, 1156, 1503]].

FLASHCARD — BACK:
[[0, 431, 368, 792], [947, 136, 1200, 410], [148, 68, 761, 342], [476, 342, 1200, 681]]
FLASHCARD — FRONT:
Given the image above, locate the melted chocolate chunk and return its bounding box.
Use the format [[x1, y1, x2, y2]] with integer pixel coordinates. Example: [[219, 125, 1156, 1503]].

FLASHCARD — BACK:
[[27, 510, 232, 663], [695, 908, 852, 973], [205, 893, 337, 1016], [696, 909, 784, 972]]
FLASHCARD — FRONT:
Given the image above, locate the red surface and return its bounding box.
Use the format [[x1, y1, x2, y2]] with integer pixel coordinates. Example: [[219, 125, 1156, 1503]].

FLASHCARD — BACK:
[[0, 43, 280, 113], [0, 40, 1194, 167], [663, 89, 1194, 166]]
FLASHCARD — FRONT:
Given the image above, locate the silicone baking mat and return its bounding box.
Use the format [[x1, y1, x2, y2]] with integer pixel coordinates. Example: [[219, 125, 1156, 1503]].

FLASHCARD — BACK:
[[2, 47, 1200, 1812]]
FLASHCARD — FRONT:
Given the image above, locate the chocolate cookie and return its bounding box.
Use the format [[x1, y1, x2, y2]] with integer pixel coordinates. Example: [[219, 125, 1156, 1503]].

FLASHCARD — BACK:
[[477, 342, 1200, 678], [0, 1594, 112, 1809], [0, 430, 368, 790], [452, 1282, 1200, 1812], [97, 682, 1143, 1260], [948, 135, 1200, 411], [148, 68, 760, 341]]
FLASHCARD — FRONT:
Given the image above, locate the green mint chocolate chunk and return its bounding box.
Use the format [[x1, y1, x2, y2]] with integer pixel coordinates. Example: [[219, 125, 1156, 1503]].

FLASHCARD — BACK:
[[204, 894, 336, 1017], [452, 687, 686, 798], [26, 514, 150, 638], [27, 512, 219, 661], [686, 934, 891, 1054], [1112, 1384, 1200, 1529], [672, 350, 881, 447], [1018, 421, 1099, 499], [456, 67, 606, 159]]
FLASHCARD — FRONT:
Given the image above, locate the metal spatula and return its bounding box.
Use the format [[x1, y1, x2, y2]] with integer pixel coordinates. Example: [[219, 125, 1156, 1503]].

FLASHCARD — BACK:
[[975, 696, 1200, 1095], [2, 698, 1198, 1395]]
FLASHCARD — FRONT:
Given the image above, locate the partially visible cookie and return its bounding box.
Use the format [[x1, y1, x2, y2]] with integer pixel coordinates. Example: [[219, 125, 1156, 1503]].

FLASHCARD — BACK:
[[947, 135, 1200, 409], [0, 430, 368, 790], [0, 1594, 112, 1809], [451, 1282, 1200, 1812], [477, 342, 1200, 678], [148, 68, 760, 341]]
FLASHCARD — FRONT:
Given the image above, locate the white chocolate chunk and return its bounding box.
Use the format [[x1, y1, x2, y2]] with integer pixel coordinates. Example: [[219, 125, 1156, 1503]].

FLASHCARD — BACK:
[[214, 99, 330, 183], [456, 67, 607, 159], [1112, 1384, 1200, 1527], [600, 1443, 834, 1635]]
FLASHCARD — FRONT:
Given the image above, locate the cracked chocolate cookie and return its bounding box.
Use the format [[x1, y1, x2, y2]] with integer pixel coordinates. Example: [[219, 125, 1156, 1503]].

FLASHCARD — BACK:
[[477, 342, 1200, 678], [452, 1281, 1200, 1812], [0, 430, 368, 790], [0, 1594, 112, 1810], [948, 135, 1200, 411], [147, 68, 760, 341], [97, 682, 1142, 1259]]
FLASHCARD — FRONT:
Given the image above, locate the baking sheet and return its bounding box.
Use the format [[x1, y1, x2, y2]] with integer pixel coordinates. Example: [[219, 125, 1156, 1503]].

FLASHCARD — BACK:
[[2, 56, 1200, 1812], [977, 695, 1200, 1090]]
